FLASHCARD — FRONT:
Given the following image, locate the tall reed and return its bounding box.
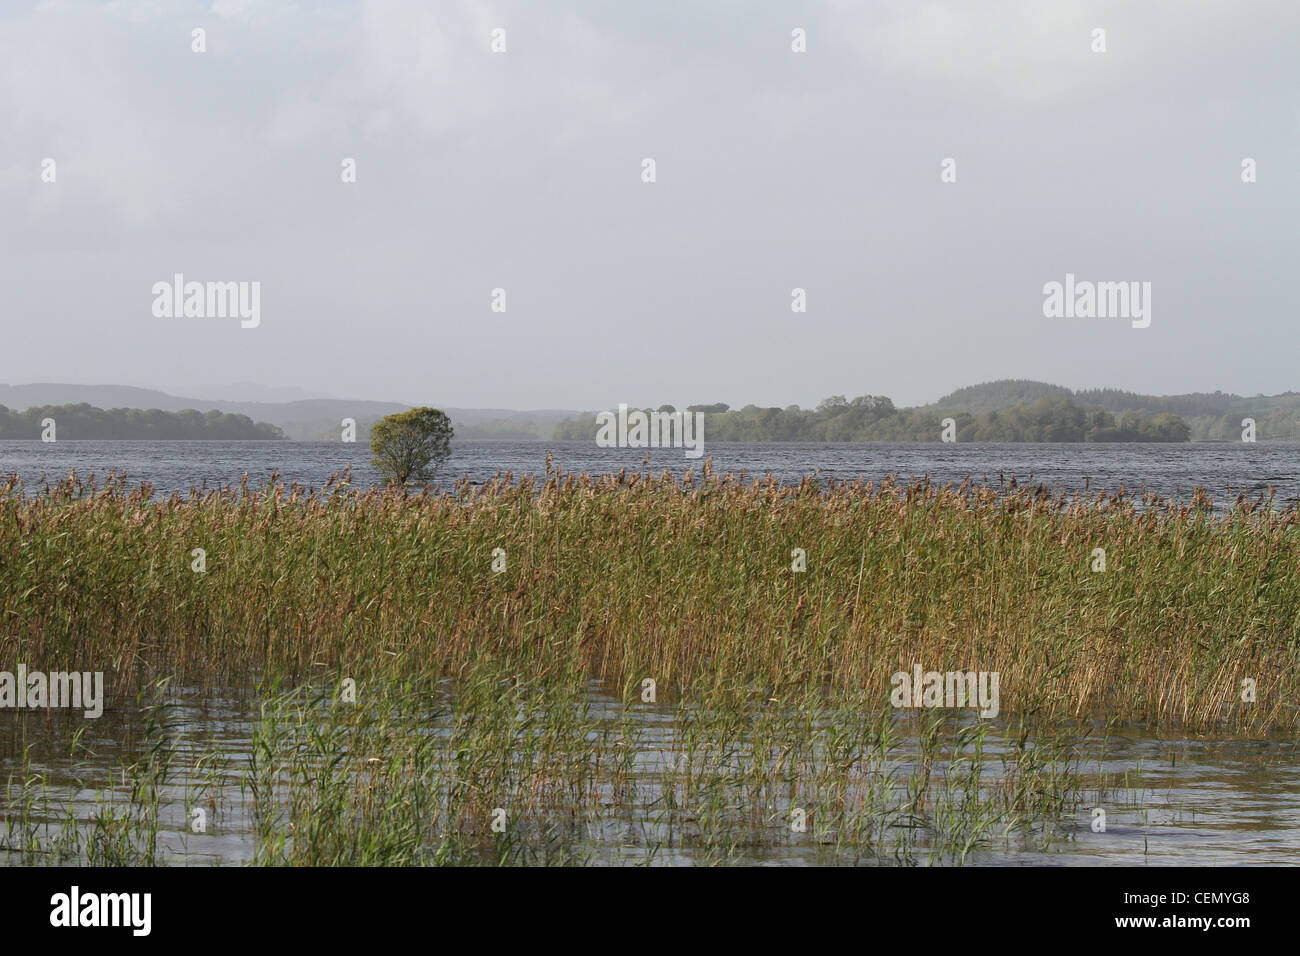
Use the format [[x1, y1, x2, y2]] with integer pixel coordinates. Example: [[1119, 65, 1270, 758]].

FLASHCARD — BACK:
[[1, 468, 1294, 733]]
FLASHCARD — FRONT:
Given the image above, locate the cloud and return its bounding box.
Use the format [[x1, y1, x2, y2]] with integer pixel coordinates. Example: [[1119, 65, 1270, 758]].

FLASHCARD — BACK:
[[211, 0, 256, 18], [1, 0, 1297, 407]]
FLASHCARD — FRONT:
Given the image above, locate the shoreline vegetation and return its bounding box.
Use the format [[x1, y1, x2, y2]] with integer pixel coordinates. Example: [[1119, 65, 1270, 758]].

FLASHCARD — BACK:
[[2, 467, 1293, 736], [9, 379, 1300, 441], [0, 404, 284, 440], [2, 465, 1294, 866], [556, 396, 1192, 443], [554, 380, 1300, 443]]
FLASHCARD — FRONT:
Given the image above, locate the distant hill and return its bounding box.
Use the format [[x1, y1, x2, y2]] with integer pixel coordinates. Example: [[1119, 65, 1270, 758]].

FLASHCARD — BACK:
[[7, 380, 1298, 443], [556, 379, 1300, 442], [0, 384, 200, 411], [923, 379, 1291, 416], [929, 380, 1074, 414], [920, 380, 1300, 440], [0, 384, 582, 441]]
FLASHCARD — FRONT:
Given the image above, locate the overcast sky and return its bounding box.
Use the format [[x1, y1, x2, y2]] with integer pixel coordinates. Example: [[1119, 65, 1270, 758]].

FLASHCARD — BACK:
[[2, 0, 1297, 410]]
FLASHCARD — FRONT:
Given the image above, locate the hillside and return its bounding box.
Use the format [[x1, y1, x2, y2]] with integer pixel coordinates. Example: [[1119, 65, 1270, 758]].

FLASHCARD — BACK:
[[926, 381, 1300, 441], [556, 380, 1300, 443], [556, 394, 1190, 443], [6, 381, 1298, 442], [0, 384, 581, 441], [928, 380, 1074, 414]]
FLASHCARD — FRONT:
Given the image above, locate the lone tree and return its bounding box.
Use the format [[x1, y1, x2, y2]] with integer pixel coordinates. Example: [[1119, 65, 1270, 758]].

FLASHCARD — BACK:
[[369, 407, 453, 485]]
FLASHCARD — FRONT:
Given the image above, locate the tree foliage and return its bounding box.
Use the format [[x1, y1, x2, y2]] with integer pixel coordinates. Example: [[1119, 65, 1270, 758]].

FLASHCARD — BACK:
[[0, 403, 284, 439], [555, 394, 1190, 442], [369, 407, 454, 484]]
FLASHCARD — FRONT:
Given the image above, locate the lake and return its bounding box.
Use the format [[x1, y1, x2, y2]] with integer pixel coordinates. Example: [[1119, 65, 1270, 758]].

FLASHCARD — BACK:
[[4, 682, 1297, 866], [2, 439, 1297, 866], [0, 439, 1295, 507]]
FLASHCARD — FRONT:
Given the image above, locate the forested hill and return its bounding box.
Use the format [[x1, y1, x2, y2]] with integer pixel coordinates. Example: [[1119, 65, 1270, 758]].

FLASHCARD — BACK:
[[0, 404, 285, 440], [553, 379, 1300, 443], [928, 380, 1075, 413], [929, 380, 1300, 441], [555, 396, 1189, 443]]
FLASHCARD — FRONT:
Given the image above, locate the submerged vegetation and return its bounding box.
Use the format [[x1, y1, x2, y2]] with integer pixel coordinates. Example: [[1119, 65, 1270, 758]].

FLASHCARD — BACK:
[[0, 464, 1295, 865], [3, 674, 1124, 867]]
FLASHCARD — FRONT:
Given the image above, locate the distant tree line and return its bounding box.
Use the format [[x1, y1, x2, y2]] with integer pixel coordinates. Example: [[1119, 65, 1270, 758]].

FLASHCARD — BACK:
[[0, 404, 285, 440], [554, 395, 1191, 443], [307, 418, 549, 442], [926, 399, 1190, 443], [932, 381, 1300, 440]]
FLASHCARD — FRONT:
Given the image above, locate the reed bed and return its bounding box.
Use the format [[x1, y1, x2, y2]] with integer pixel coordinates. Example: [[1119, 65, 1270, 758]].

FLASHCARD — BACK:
[[5, 673, 1116, 866], [0, 465, 1296, 734]]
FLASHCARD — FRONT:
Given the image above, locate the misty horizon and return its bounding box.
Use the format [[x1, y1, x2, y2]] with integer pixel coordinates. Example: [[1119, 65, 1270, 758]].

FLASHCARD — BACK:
[[3, 1, 1296, 410], [0, 375, 1295, 417]]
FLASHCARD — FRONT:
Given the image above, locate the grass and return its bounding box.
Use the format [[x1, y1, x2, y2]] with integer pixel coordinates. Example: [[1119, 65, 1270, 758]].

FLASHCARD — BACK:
[[5, 672, 1117, 866], [0, 463, 1295, 865], [0, 465, 1294, 734]]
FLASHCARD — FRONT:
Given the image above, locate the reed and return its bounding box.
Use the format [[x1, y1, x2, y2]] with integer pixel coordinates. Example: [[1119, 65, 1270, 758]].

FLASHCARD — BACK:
[[152, 676, 1111, 866], [1, 466, 1295, 733], [0, 668, 1179, 866]]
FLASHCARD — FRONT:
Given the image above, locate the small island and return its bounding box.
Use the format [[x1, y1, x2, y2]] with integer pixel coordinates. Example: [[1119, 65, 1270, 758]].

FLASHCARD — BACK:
[[556, 388, 1192, 443], [0, 403, 285, 440]]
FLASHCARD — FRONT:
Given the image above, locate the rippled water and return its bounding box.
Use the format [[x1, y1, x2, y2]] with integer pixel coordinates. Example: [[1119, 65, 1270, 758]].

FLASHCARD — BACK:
[[0, 439, 1295, 507], [3, 686, 1296, 866]]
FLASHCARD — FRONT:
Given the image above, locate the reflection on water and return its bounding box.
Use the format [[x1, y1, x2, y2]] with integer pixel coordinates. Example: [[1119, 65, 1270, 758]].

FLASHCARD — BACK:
[[3, 682, 1296, 866]]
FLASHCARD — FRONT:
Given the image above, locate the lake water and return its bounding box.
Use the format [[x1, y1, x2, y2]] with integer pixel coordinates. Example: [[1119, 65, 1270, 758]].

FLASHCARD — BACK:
[[2, 439, 1297, 865], [0, 439, 1295, 507], [3, 684, 1296, 866]]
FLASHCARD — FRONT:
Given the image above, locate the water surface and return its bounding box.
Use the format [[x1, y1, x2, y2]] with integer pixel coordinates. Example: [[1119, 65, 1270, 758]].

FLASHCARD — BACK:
[[2, 439, 1296, 865], [0, 440, 1294, 507], [3, 685, 1296, 866]]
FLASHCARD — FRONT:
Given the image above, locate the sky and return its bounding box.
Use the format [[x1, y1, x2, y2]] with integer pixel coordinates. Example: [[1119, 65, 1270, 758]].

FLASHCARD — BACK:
[[2, 0, 1297, 410]]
